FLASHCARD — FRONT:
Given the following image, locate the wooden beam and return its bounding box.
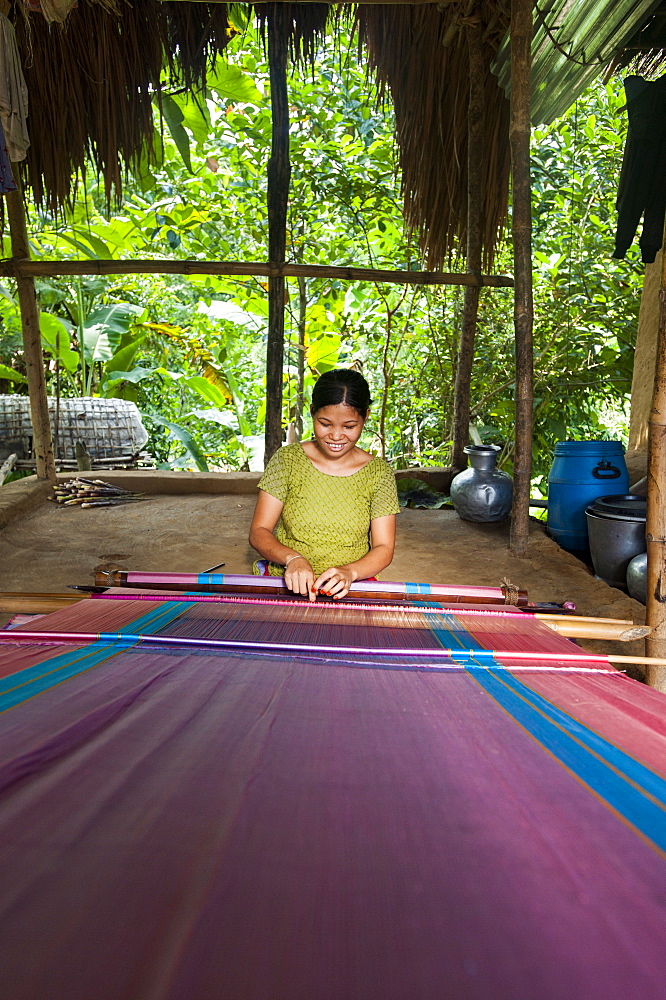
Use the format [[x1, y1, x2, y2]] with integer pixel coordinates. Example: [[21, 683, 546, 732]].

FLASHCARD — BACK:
[[645, 218, 666, 691], [508, 0, 534, 557], [451, 13, 485, 471], [0, 258, 514, 287], [5, 176, 57, 485]]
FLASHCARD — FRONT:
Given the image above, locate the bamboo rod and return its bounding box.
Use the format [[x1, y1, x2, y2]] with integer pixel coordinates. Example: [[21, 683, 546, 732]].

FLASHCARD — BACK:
[[508, 0, 534, 557], [0, 594, 83, 614], [6, 176, 57, 485], [1, 628, 661, 670], [645, 226, 666, 691], [608, 655, 666, 668], [265, 2, 290, 465], [0, 259, 514, 287], [534, 614, 634, 625], [0, 591, 647, 644], [537, 619, 651, 642], [451, 14, 484, 471]]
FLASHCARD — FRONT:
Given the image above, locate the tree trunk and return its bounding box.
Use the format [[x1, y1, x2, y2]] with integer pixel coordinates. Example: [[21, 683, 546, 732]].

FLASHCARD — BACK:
[[451, 16, 484, 471], [645, 221, 666, 691], [264, 2, 291, 466], [508, 0, 534, 556], [6, 175, 57, 485]]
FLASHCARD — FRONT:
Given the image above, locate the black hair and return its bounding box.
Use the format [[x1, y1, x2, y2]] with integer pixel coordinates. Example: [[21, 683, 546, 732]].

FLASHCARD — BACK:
[[310, 369, 372, 418]]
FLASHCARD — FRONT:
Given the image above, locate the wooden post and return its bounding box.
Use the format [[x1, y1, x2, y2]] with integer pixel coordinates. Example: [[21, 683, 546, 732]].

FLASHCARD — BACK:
[[265, 2, 291, 466], [5, 174, 57, 484], [295, 275, 307, 440], [508, 0, 533, 556], [645, 219, 666, 691], [451, 14, 484, 471]]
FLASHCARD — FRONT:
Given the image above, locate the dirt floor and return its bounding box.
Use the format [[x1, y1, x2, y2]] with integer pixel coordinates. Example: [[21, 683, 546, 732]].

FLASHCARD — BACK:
[[0, 481, 648, 670]]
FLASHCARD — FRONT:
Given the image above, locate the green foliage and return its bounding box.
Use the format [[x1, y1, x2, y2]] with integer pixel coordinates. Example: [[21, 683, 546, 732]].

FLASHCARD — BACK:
[[0, 24, 643, 475], [0, 363, 27, 384]]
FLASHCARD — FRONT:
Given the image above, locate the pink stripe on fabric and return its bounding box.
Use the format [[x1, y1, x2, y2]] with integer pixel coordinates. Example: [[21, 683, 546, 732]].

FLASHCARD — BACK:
[[0, 653, 663, 1000], [517, 671, 666, 779]]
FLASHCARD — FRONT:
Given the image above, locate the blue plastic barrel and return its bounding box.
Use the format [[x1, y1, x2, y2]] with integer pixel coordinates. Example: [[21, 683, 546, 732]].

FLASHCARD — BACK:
[[547, 441, 629, 553]]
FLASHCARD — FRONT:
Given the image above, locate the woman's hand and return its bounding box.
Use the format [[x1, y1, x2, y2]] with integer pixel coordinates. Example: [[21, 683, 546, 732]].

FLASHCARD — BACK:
[[314, 565, 357, 601], [284, 555, 316, 601]]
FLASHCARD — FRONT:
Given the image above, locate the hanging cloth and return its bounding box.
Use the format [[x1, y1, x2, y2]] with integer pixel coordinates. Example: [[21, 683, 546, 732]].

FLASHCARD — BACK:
[[27, 0, 78, 22], [613, 74, 666, 265], [0, 12, 28, 161], [0, 115, 16, 194]]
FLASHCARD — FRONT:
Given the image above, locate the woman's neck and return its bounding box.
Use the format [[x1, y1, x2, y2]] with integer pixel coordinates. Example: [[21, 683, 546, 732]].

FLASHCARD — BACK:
[[301, 440, 371, 476]]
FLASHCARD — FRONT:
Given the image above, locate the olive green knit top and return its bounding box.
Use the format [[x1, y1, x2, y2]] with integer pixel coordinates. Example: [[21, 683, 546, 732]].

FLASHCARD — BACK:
[[256, 443, 400, 577]]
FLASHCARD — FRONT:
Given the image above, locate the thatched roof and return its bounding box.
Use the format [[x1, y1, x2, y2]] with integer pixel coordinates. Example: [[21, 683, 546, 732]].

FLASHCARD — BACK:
[[7, 0, 666, 269], [357, 2, 511, 270], [16, 1, 233, 211]]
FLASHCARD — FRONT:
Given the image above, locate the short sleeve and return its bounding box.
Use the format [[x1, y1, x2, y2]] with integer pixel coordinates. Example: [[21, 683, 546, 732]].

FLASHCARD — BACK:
[[370, 459, 400, 519], [257, 446, 291, 503]]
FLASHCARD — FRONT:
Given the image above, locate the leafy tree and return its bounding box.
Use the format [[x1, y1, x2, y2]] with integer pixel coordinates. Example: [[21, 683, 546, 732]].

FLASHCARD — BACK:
[[0, 25, 643, 478]]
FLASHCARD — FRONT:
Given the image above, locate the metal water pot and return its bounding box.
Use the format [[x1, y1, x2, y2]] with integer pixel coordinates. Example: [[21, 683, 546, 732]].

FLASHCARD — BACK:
[[450, 445, 513, 522], [626, 552, 647, 604]]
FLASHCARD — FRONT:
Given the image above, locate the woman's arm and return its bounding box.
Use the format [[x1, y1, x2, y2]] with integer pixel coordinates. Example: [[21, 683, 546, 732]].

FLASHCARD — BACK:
[[314, 513, 396, 600], [248, 490, 317, 599]]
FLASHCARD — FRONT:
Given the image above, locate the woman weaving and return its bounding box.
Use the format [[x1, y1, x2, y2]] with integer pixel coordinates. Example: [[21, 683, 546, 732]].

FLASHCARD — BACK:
[[249, 369, 399, 601]]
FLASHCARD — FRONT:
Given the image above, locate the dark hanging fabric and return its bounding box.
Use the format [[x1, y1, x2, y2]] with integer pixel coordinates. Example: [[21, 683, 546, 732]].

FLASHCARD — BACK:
[[613, 74, 666, 264], [0, 119, 16, 195]]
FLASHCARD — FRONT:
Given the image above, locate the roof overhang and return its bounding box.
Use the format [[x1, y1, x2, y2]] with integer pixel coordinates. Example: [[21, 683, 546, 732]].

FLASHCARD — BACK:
[[493, 0, 664, 123]]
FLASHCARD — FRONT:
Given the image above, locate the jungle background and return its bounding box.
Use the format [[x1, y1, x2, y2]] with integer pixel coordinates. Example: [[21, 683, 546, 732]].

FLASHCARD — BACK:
[[0, 19, 643, 489]]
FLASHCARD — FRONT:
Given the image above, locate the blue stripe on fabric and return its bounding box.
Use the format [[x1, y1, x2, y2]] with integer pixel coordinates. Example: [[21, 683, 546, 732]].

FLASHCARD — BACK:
[[0, 600, 193, 713], [417, 603, 666, 850], [0, 641, 123, 713], [480, 666, 666, 812], [116, 601, 194, 636], [406, 582, 431, 594], [196, 573, 225, 585], [418, 605, 488, 653], [471, 665, 666, 852]]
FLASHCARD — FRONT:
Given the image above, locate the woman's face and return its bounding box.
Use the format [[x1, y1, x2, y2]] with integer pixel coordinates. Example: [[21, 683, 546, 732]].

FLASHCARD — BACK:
[[311, 403, 366, 460]]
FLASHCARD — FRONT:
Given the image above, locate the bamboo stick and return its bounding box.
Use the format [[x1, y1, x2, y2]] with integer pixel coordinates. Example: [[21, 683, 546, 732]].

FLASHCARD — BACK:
[[645, 222, 666, 691], [0, 594, 83, 614], [608, 655, 666, 668], [6, 176, 57, 485], [537, 619, 651, 642], [265, 2, 291, 465], [0, 591, 647, 644], [508, 0, 534, 557], [451, 14, 484, 471], [0, 259, 514, 288], [535, 614, 634, 625], [1, 629, 663, 670]]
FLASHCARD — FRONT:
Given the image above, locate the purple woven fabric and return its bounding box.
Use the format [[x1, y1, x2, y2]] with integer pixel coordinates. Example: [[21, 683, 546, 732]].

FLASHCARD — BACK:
[[0, 647, 664, 999]]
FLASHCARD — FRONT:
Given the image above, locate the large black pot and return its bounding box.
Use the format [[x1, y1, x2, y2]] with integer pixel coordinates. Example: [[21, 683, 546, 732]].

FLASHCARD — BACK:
[[585, 495, 646, 589]]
